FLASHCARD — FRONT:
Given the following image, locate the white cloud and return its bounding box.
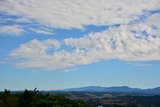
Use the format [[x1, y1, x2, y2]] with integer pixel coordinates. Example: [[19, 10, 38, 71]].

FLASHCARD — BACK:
[[63, 68, 80, 72], [11, 39, 61, 58], [10, 13, 160, 70], [29, 28, 54, 35], [128, 63, 151, 67], [0, 0, 159, 29], [1, 0, 159, 70], [0, 25, 23, 36]]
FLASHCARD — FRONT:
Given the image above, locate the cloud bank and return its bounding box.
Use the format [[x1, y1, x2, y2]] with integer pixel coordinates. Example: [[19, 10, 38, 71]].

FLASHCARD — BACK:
[[0, 0, 160, 29], [10, 13, 160, 70], [0, 0, 159, 70]]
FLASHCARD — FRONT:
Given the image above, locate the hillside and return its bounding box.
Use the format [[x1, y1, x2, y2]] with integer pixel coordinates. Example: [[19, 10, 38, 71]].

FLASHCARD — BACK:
[[56, 86, 160, 95]]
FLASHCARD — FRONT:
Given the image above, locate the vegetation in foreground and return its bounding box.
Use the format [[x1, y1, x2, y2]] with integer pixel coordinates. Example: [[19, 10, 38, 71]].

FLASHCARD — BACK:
[[0, 88, 89, 107]]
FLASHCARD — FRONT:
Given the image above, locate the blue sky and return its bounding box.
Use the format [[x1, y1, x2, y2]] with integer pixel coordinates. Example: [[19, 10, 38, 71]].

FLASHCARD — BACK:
[[0, 0, 160, 91]]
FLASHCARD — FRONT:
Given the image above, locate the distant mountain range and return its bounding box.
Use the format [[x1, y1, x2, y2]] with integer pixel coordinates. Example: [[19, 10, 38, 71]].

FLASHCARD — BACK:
[[53, 86, 160, 95]]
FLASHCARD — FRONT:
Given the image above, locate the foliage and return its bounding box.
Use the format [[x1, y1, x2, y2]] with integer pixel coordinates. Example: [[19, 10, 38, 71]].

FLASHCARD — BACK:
[[0, 89, 89, 107]]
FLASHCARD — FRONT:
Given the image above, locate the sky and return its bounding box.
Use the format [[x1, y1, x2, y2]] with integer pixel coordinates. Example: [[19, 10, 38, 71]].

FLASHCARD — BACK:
[[0, 0, 160, 91]]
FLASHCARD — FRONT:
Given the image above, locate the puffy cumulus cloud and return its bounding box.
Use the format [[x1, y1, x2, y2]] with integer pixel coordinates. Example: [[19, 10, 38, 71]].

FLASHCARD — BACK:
[[0, 0, 160, 29], [10, 39, 91, 70], [0, 25, 23, 36], [10, 14, 160, 70], [64, 30, 159, 61], [11, 39, 61, 58]]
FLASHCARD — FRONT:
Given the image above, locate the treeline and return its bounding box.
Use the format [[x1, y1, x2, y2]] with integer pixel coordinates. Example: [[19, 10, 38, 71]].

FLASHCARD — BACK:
[[0, 88, 89, 107]]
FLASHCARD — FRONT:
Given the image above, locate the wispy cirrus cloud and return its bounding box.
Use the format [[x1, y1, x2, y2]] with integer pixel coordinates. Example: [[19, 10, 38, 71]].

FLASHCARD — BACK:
[[130, 63, 151, 67], [29, 28, 54, 35], [0, 25, 23, 36]]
